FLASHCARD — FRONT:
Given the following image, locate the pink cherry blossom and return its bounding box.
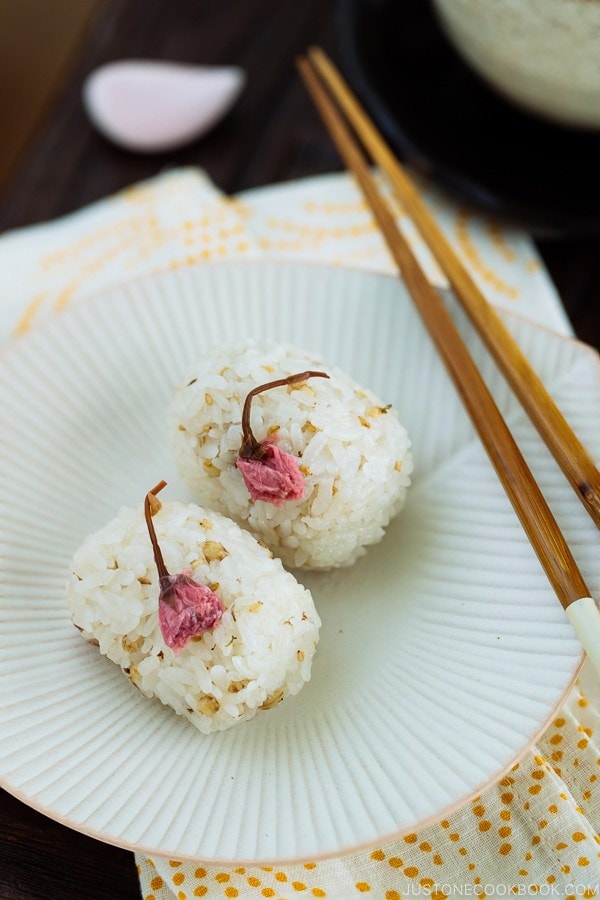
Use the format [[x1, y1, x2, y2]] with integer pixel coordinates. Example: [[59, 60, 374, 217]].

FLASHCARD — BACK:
[[237, 369, 329, 508], [158, 572, 225, 653], [236, 441, 304, 507], [144, 481, 225, 654]]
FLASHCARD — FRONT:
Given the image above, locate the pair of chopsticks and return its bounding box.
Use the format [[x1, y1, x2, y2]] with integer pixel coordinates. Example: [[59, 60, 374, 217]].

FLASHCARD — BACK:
[[297, 47, 600, 678]]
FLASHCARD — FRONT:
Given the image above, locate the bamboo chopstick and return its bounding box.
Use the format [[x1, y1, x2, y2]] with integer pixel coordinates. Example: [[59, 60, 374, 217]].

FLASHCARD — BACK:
[[307, 46, 600, 532], [297, 53, 600, 677]]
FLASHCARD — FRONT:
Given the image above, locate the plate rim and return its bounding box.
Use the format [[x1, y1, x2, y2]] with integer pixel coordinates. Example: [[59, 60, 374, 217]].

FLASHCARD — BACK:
[[0, 258, 593, 863], [0, 661, 586, 866]]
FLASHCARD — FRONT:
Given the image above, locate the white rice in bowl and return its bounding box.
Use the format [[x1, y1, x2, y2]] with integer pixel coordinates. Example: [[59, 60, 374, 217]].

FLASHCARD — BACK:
[[68, 501, 320, 734], [169, 340, 413, 570]]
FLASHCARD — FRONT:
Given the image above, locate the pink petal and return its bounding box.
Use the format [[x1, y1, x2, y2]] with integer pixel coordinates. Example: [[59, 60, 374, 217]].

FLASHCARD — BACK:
[[236, 443, 304, 507], [158, 573, 224, 653]]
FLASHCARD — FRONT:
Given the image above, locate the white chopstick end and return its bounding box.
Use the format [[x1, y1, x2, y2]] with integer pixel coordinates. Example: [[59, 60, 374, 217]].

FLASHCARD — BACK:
[[567, 596, 600, 679]]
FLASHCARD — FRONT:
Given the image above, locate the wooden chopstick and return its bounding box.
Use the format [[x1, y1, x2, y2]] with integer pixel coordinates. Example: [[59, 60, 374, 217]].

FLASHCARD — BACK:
[[298, 51, 600, 678], [297, 54, 593, 614], [307, 46, 600, 532]]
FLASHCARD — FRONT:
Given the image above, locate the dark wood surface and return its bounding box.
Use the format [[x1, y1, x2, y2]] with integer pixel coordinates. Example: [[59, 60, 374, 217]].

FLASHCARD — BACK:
[[0, 1, 599, 898], [0, 0, 100, 191]]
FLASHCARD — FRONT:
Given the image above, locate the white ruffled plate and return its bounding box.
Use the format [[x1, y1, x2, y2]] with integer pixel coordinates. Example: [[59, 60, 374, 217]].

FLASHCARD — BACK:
[[0, 261, 598, 863]]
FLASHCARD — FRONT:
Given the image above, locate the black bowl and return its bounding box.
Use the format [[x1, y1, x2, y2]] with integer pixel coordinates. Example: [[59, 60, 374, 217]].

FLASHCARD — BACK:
[[337, 0, 600, 236]]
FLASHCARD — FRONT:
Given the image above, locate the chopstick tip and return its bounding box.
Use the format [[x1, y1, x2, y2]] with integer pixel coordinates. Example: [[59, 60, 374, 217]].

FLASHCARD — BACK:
[[295, 55, 312, 79], [308, 46, 329, 67]]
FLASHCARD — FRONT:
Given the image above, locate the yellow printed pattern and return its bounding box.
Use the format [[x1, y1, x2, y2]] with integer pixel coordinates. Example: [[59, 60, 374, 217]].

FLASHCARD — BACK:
[[1, 171, 259, 341], [0, 168, 571, 343]]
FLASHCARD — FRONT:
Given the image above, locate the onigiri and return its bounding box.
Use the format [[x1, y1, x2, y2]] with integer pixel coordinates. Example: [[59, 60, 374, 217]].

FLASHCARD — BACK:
[[68, 484, 320, 734], [169, 340, 413, 570]]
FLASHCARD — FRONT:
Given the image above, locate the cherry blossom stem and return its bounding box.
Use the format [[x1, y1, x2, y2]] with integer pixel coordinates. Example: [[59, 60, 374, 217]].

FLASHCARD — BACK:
[[239, 370, 329, 459], [144, 480, 169, 579]]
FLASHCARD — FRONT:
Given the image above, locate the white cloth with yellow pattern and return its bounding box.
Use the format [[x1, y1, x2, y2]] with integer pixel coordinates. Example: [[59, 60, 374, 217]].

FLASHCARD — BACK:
[[0, 169, 597, 899]]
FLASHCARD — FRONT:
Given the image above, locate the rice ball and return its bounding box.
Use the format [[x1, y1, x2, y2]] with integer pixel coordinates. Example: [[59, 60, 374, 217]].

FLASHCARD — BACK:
[[169, 340, 413, 570], [68, 499, 320, 734]]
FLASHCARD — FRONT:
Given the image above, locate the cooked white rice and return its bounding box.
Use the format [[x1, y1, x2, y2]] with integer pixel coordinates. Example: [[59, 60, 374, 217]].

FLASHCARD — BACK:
[[169, 340, 413, 569], [67, 501, 320, 733]]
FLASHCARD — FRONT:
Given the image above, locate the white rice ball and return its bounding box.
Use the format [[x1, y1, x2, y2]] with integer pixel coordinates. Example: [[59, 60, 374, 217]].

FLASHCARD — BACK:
[[169, 340, 413, 569], [67, 501, 320, 734]]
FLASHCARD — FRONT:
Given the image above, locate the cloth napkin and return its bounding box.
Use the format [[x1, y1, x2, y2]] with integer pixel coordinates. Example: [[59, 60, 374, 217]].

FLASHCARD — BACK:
[[1, 168, 598, 898]]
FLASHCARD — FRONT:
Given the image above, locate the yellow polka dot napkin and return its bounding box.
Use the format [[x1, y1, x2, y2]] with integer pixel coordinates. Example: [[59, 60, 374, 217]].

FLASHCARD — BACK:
[[0, 167, 597, 897]]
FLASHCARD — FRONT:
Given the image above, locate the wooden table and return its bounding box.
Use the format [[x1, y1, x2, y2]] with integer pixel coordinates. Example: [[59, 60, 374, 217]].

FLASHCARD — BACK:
[[0, 2, 598, 898]]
